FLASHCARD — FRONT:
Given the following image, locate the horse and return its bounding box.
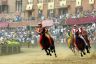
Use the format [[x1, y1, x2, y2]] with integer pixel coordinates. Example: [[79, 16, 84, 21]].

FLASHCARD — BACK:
[[75, 31, 89, 57], [81, 29, 91, 53], [39, 27, 57, 57]]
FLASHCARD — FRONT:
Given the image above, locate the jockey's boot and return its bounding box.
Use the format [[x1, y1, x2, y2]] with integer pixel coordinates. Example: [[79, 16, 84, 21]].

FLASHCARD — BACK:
[[83, 51, 86, 55]]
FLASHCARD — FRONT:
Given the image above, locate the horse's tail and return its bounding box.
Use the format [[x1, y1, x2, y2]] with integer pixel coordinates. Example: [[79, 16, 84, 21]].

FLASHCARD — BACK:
[[39, 35, 43, 49]]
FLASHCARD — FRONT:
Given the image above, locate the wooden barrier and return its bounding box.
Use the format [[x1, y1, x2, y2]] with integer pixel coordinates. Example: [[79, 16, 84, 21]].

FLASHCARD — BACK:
[[0, 44, 20, 55]]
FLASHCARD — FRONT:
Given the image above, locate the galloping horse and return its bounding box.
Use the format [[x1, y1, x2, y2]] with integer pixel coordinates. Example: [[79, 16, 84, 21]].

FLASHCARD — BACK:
[[81, 30, 91, 52], [66, 26, 91, 57], [39, 27, 57, 57], [75, 31, 90, 57]]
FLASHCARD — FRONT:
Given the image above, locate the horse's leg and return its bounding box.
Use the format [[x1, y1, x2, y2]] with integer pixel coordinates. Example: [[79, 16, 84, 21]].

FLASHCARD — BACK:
[[81, 51, 83, 57], [73, 47, 76, 54], [50, 37, 57, 57], [45, 49, 51, 56], [50, 46, 54, 53], [47, 48, 52, 56], [71, 44, 76, 53], [50, 45, 57, 57], [86, 45, 90, 53], [45, 49, 49, 55], [83, 50, 86, 55], [53, 47, 57, 57]]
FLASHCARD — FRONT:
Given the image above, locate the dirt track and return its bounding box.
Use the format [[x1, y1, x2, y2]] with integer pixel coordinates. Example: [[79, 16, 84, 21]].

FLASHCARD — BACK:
[[0, 46, 96, 64]]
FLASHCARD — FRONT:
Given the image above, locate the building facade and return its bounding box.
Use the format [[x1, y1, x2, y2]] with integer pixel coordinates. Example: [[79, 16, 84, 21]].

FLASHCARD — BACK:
[[0, 0, 27, 20], [0, 0, 96, 20], [25, 0, 96, 19]]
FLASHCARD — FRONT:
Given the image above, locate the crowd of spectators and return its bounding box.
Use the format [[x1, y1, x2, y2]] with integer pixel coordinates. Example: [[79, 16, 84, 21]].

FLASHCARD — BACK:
[[0, 23, 95, 47], [0, 10, 96, 47], [0, 10, 96, 22]]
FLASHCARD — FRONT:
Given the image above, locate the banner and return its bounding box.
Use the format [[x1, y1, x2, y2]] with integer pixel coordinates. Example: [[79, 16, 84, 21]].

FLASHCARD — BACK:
[[89, 0, 94, 4], [26, 4, 33, 10], [48, 2, 54, 9], [37, 3, 43, 10], [76, 0, 82, 7], [60, 0, 66, 7], [42, 20, 54, 27]]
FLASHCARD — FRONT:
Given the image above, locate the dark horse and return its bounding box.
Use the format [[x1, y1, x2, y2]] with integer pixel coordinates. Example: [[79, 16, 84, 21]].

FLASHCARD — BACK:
[[75, 31, 90, 57], [82, 30, 91, 51], [40, 27, 57, 57]]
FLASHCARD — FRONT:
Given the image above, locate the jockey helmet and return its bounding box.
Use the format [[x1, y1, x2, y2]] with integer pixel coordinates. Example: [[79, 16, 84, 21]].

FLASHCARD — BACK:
[[73, 24, 77, 27], [38, 23, 42, 27]]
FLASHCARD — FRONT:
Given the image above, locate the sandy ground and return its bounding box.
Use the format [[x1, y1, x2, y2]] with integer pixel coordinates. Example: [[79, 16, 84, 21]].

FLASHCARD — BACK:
[[0, 45, 96, 64]]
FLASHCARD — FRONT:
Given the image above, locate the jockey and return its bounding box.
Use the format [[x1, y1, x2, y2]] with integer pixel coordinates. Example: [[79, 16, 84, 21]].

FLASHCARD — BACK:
[[79, 26, 84, 37], [66, 29, 73, 48], [35, 23, 43, 49], [71, 24, 79, 48], [72, 24, 79, 37], [67, 30, 70, 38]]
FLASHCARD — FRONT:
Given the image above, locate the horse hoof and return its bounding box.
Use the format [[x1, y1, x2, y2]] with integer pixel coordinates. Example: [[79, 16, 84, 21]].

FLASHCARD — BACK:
[[49, 54, 52, 56], [81, 55, 83, 57], [51, 51, 53, 53], [83, 52, 86, 55], [87, 51, 90, 53], [81, 54, 83, 57], [46, 53, 49, 55], [42, 48, 44, 50], [55, 54, 57, 57]]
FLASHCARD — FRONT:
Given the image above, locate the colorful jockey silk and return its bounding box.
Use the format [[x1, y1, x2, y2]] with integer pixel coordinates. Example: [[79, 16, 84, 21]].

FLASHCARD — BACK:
[[72, 28, 79, 34], [66, 31, 73, 48]]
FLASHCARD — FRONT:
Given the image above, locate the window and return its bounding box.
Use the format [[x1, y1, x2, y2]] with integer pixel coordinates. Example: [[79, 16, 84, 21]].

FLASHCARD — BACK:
[[47, 9, 55, 18], [38, 9, 43, 18], [28, 0, 33, 4], [75, 7, 83, 14], [2, 5, 8, 13], [0, 6, 2, 13], [16, 0, 22, 12], [1, 0, 7, 5], [38, 0, 43, 3], [0, 5, 8, 13], [47, 0, 54, 2], [59, 8, 68, 15], [0, 0, 8, 13]]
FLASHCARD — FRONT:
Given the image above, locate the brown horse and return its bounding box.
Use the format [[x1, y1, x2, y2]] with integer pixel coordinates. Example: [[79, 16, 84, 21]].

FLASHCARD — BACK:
[[75, 31, 90, 57], [39, 27, 57, 57], [81, 30, 91, 53]]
